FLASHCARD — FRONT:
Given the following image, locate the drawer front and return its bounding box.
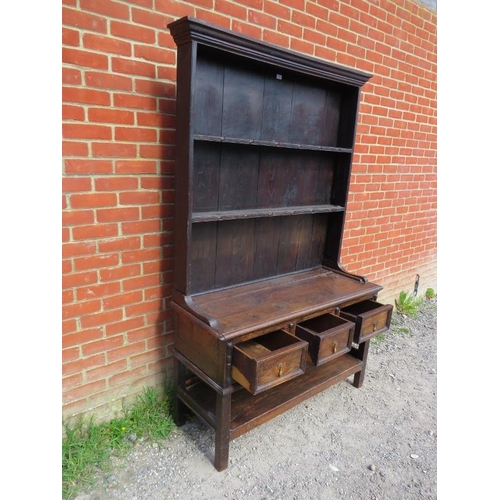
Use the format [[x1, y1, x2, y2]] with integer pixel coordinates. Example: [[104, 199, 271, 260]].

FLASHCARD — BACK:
[[340, 300, 393, 343], [231, 329, 307, 395], [296, 314, 354, 366]]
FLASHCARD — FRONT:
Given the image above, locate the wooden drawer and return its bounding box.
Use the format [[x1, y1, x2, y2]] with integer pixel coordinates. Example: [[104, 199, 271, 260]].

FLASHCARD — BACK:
[[231, 330, 308, 395], [339, 300, 393, 343], [295, 314, 354, 366]]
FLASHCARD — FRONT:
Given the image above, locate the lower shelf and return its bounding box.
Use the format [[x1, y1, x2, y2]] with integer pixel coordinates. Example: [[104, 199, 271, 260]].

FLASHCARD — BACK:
[[178, 353, 363, 440]]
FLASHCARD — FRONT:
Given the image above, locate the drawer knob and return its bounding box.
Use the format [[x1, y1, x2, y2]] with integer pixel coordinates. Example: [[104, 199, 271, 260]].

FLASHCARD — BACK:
[[373, 321, 377, 332], [332, 341, 338, 354], [278, 363, 283, 377]]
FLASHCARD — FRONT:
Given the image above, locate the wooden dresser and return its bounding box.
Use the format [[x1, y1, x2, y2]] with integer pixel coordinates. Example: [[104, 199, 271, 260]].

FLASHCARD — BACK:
[[168, 16, 393, 471]]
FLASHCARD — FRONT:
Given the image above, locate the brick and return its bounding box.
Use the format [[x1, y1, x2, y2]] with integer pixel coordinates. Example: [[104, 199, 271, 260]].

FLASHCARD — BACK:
[[103, 290, 143, 310], [110, 20, 156, 43], [99, 263, 141, 282], [63, 104, 85, 121], [65, 159, 113, 174], [63, 289, 75, 304], [122, 247, 161, 264], [99, 236, 142, 253], [62, 241, 96, 258], [122, 273, 160, 291], [262, 29, 290, 48], [277, 19, 302, 38], [63, 299, 101, 319], [115, 160, 157, 174], [109, 365, 147, 387], [96, 207, 140, 223], [140, 144, 174, 159], [72, 223, 119, 240], [231, 20, 261, 39], [114, 126, 157, 142], [196, 10, 231, 30], [63, 328, 104, 349], [63, 123, 112, 140], [62, 177, 92, 193], [119, 191, 159, 205], [83, 33, 131, 56], [85, 71, 133, 91], [62, 48, 108, 70], [92, 142, 137, 158], [264, 0, 290, 20], [155, 0, 195, 17], [114, 93, 157, 110], [63, 67, 82, 85], [112, 57, 155, 77], [81, 336, 124, 356], [63, 355, 106, 377], [62, 27, 80, 46], [132, 7, 169, 29], [122, 219, 162, 235], [75, 282, 121, 301], [304, 28, 326, 46], [134, 45, 175, 65], [63, 87, 110, 106], [74, 253, 120, 271], [70, 192, 117, 209], [80, 0, 130, 20], [62, 141, 89, 157], [106, 317, 145, 337], [80, 309, 123, 329], [135, 79, 175, 98], [62, 7, 107, 33], [86, 359, 128, 382], [214, 0, 247, 19], [87, 107, 133, 125], [248, 10, 276, 29]]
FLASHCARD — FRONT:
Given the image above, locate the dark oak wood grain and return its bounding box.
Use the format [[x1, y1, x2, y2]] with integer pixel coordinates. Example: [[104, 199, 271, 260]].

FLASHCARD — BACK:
[[168, 16, 392, 472]]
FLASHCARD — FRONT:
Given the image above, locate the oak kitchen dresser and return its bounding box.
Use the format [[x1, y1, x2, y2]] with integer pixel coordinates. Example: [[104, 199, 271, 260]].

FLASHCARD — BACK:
[[167, 16, 393, 471]]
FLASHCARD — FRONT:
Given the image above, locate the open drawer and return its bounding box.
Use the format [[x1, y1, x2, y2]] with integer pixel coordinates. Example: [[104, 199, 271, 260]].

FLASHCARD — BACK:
[[339, 300, 393, 343], [295, 314, 354, 366], [231, 330, 308, 395]]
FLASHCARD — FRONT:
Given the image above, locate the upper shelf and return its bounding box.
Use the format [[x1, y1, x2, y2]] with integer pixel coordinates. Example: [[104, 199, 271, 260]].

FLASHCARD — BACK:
[[192, 204, 344, 223], [193, 135, 353, 154]]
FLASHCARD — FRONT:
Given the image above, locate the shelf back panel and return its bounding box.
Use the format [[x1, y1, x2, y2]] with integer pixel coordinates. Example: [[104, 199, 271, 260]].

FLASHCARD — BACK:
[[189, 214, 328, 293], [193, 49, 356, 148], [192, 143, 336, 212]]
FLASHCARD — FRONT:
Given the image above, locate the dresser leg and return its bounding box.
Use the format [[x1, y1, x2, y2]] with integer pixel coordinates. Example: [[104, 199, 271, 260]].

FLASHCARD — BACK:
[[173, 358, 189, 426], [214, 392, 231, 471], [353, 339, 370, 388]]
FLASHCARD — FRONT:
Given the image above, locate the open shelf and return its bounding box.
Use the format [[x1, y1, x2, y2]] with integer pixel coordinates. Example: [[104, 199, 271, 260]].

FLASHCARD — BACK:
[[192, 204, 344, 223], [177, 353, 363, 440], [193, 134, 353, 153]]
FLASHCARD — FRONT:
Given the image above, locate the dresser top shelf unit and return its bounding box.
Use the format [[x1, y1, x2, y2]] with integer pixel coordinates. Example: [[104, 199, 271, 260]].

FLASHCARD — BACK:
[[168, 16, 391, 473], [169, 14, 373, 301]]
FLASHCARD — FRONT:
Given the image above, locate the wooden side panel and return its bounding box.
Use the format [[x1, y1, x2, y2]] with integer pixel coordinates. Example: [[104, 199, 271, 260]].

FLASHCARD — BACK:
[[252, 217, 281, 280], [261, 75, 294, 142], [289, 83, 327, 146], [190, 222, 217, 293], [218, 145, 259, 210], [192, 143, 221, 212], [256, 150, 288, 208], [276, 216, 303, 274], [321, 89, 342, 146], [222, 65, 264, 140], [174, 309, 221, 382], [215, 219, 256, 289], [193, 56, 224, 136]]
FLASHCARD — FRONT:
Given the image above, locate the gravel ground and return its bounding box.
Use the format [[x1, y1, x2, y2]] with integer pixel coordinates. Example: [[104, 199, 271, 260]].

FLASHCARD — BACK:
[[75, 298, 437, 500]]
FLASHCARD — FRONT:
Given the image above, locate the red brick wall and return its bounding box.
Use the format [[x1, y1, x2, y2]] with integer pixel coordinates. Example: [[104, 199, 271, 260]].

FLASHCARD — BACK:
[[62, 0, 437, 422]]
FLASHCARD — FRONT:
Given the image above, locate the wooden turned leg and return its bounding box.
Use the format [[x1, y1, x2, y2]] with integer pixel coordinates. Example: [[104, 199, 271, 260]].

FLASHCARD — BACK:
[[214, 392, 231, 471], [353, 339, 370, 388]]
